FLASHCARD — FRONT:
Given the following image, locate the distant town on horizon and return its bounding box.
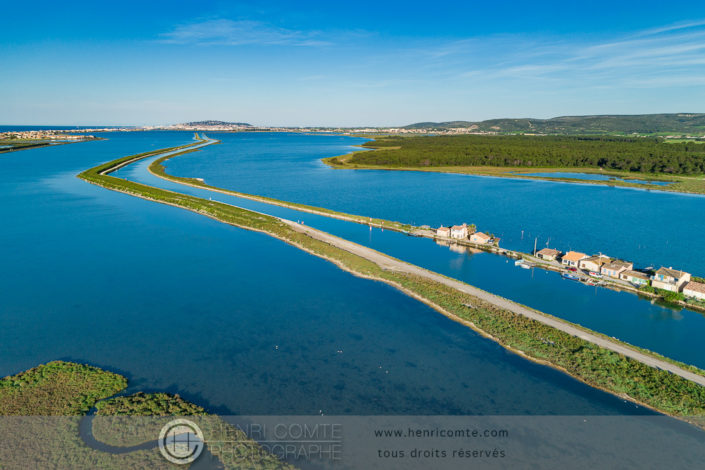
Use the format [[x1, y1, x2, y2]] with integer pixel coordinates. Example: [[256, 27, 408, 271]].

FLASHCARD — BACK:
[[114, 113, 705, 137]]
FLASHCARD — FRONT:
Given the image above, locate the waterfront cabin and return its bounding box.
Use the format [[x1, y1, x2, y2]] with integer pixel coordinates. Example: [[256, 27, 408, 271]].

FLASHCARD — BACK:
[[561, 251, 588, 268], [436, 226, 451, 238], [579, 255, 611, 273], [683, 281, 705, 301], [470, 231, 492, 244], [651, 267, 691, 292], [620, 270, 650, 286], [601, 260, 634, 279], [450, 223, 469, 239], [536, 248, 562, 261]]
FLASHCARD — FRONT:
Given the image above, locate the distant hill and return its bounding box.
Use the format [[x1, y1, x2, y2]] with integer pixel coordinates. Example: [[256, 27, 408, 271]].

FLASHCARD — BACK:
[[182, 120, 252, 127], [404, 114, 705, 135]]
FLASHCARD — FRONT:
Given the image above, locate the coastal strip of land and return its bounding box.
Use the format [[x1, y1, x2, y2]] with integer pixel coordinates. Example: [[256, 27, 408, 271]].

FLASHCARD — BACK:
[[76, 139, 705, 421], [0, 137, 102, 154], [283, 219, 705, 387], [149, 149, 414, 233], [0, 130, 100, 154]]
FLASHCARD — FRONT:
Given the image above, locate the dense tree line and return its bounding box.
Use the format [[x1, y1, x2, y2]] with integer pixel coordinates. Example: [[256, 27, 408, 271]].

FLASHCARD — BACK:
[[403, 113, 705, 134], [352, 135, 705, 175]]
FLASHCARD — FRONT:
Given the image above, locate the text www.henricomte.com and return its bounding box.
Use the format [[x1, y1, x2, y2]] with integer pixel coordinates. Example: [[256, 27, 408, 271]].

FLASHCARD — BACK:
[[374, 427, 509, 438]]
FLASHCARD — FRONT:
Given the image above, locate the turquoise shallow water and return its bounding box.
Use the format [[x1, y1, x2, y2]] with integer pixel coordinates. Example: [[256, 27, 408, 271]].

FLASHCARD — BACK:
[[139, 133, 705, 370], [0, 131, 659, 416]]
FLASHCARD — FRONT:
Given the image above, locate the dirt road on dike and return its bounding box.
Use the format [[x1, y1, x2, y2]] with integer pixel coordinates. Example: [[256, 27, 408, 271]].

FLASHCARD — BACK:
[[281, 219, 705, 388]]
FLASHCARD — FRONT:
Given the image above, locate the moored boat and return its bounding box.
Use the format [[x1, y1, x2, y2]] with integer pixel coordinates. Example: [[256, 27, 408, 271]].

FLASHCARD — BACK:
[[515, 259, 535, 269]]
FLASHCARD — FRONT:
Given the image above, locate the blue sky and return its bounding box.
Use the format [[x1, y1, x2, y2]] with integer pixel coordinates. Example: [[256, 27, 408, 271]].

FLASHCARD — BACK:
[[3, 0, 705, 126]]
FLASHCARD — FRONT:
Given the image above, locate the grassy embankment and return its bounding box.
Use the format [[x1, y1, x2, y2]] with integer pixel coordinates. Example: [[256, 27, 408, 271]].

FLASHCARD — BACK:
[[0, 139, 52, 153], [0, 137, 101, 154], [76, 143, 705, 421], [149, 151, 414, 233], [0, 361, 294, 469], [323, 134, 705, 195]]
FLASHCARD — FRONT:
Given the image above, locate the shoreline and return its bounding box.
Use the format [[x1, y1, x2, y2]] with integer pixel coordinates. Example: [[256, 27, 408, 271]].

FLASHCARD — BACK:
[[0, 137, 104, 154], [322, 143, 705, 196], [323, 157, 705, 196], [149, 150, 413, 233], [76, 139, 705, 424]]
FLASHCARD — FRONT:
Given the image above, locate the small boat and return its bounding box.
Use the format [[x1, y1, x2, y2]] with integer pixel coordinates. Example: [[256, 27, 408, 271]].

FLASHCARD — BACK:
[[514, 260, 525, 266], [562, 273, 580, 281]]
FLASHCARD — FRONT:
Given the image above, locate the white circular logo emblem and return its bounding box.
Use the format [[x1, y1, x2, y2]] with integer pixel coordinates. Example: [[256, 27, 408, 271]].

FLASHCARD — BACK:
[[158, 419, 205, 465]]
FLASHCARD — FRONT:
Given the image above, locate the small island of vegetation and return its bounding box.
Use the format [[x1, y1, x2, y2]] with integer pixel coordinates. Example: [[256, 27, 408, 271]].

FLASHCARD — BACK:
[[0, 361, 294, 469], [325, 134, 705, 194]]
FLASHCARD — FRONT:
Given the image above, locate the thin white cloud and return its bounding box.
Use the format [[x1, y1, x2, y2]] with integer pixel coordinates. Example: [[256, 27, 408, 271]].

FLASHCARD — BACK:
[[159, 19, 330, 46], [158, 16, 705, 92], [445, 20, 705, 88], [630, 19, 705, 37]]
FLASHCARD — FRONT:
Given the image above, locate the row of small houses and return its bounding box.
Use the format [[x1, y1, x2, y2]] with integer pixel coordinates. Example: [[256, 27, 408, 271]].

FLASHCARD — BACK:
[[435, 223, 705, 302], [436, 223, 496, 245], [535, 248, 705, 301]]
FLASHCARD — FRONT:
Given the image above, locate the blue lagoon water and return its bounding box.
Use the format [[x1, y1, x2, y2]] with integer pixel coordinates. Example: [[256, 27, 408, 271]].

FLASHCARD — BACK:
[[124, 142, 705, 370], [0, 130, 660, 417], [163, 132, 705, 276]]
